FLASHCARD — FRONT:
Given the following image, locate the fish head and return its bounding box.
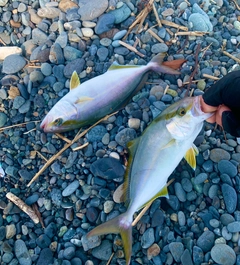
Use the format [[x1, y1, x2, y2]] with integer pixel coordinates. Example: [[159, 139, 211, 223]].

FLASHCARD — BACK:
[[165, 96, 213, 140], [40, 100, 80, 133]]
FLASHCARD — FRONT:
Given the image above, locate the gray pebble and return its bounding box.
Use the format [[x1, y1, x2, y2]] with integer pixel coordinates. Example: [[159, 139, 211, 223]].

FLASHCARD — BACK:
[[218, 160, 237, 177], [169, 242, 184, 262], [222, 183, 237, 214], [113, 30, 127, 40], [196, 230, 214, 252], [115, 128, 137, 147], [2, 55, 26, 74], [108, 3, 131, 24], [211, 244, 236, 265], [41, 62, 52, 76], [151, 43, 168, 53], [141, 228, 155, 248], [0, 113, 7, 127], [92, 240, 112, 261], [62, 180, 80, 197], [14, 240, 32, 265], [174, 182, 186, 202], [95, 13, 115, 34], [194, 173, 208, 184], [227, 221, 240, 233]]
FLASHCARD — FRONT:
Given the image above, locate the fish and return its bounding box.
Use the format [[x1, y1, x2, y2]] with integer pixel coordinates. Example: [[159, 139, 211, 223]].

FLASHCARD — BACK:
[[87, 96, 213, 265], [40, 53, 180, 132]]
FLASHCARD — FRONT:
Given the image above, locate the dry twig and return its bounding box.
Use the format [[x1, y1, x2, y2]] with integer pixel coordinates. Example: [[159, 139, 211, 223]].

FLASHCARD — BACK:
[[202, 74, 220, 81], [147, 28, 164, 43], [186, 43, 201, 96], [0, 121, 40, 132], [118, 40, 145, 57], [152, 2, 162, 27], [160, 19, 188, 31], [27, 112, 118, 187], [55, 133, 72, 144], [222, 50, 240, 64], [6, 192, 39, 224], [72, 142, 89, 151], [231, 0, 240, 10], [175, 31, 208, 37], [32, 203, 45, 228]]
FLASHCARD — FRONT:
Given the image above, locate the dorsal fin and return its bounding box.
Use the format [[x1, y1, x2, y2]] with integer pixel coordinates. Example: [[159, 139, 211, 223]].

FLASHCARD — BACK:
[[108, 62, 140, 71], [123, 137, 140, 204], [184, 144, 199, 170], [70, 71, 80, 90]]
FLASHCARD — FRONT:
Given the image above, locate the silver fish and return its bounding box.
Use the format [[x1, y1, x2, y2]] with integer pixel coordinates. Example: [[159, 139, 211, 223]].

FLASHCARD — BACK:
[[87, 96, 213, 264], [40, 53, 180, 132]]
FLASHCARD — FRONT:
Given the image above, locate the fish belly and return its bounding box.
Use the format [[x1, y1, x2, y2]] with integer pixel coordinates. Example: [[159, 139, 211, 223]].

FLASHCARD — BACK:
[[129, 126, 199, 211]]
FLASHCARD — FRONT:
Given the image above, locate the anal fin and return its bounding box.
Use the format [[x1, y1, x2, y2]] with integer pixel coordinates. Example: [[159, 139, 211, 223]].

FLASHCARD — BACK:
[[184, 144, 199, 170]]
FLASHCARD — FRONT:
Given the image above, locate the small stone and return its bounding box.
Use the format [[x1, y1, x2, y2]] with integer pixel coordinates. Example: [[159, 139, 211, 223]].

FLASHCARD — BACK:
[[108, 3, 131, 24], [95, 13, 115, 34], [181, 249, 193, 265], [62, 180, 80, 197], [59, 0, 78, 12], [218, 160, 237, 177], [151, 43, 168, 53], [36, 248, 53, 265], [194, 173, 208, 184], [141, 228, 155, 249], [81, 28, 94, 38], [196, 230, 214, 252], [92, 240, 112, 260], [32, 28, 48, 45], [15, 240, 32, 265], [169, 242, 184, 262], [37, 7, 61, 18], [220, 213, 235, 226], [0, 113, 8, 127], [162, 8, 174, 16], [90, 157, 124, 180], [78, 0, 108, 21], [115, 128, 137, 147], [174, 182, 186, 202], [211, 244, 236, 265], [103, 200, 114, 213], [193, 246, 204, 265], [147, 243, 160, 260], [128, 118, 140, 130], [2, 55, 26, 74], [6, 224, 16, 239], [222, 183, 237, 214], [227, 221, 240, 233], [113, 183, 124, 203], [81, 234, 101, 251]]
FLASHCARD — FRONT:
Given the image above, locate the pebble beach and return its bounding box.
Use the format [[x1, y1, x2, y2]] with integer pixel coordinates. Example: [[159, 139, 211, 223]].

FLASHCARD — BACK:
[[0, 0, 240, 264]]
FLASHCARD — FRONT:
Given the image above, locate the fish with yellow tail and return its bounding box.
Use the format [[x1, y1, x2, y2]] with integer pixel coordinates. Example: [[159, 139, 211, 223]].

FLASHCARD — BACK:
[[87, 96, 213, 264], [40, 53, 180, 132]]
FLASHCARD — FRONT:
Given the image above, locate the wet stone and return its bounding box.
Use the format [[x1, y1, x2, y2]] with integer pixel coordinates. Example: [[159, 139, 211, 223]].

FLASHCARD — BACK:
[[211, 244, 236, 265], [62, 180, 80, 197], [0, 113, 8, 127], [87, 125, 107, 142], [115, 128, 137, 147], [141, 228, 155, 249], [15, 240, 32, 265], [78, 0, 108, 21], [25, 194, 39, 205], [210, 148, 231, 162], [174, 182, 186, 202], [193, 246, 204, 265], [151, 43, 168, 53], [227, 221, 240, 233], [218, 160, 237, 177], [36, 248, 53, 265], [91, 240, 112, 261], [194, 173, 208, 184], [181, 249, 193, 265], [108, 3, 131, 24], [36, 234, 51, 248], [81, 234, 101, 251], [196, 230, 214, 252], [222, 183, 237, 214], [220, 213, 235, 226], [169, 242, 184, 263], [90, 157, 124, 180], [3, 55, 26, 74]]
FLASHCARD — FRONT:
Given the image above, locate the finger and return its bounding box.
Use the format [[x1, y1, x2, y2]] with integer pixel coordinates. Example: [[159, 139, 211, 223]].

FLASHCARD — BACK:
[[206, 114, 216, 124], [215, 105, 232, 127]]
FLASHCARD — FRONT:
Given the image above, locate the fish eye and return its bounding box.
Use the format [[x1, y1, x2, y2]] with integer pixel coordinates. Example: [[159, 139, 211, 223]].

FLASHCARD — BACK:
[[177, 107, 186, 116], [54, 118, 63, 126]]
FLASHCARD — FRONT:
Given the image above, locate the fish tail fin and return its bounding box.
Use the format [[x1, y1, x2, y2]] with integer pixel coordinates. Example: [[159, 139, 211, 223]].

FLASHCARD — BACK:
[[148, 52, 181, 75], [87, 212, 133, 265]]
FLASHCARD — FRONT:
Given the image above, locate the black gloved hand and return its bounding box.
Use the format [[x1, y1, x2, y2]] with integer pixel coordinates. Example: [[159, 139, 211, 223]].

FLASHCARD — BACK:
[[202, 70, 240, 137]]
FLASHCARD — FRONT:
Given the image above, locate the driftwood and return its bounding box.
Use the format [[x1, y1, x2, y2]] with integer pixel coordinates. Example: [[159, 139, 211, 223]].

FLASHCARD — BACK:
[[6, 192, 39, 224]]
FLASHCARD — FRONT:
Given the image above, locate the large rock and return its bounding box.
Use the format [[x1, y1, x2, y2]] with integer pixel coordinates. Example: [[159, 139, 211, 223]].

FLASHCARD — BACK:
[[78, 0, 108, 21]]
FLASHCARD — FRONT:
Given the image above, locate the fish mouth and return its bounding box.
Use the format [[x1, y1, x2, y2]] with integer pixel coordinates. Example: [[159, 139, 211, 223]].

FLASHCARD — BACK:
[[193, 96, 214, 119], [40, 116, 52, 132]]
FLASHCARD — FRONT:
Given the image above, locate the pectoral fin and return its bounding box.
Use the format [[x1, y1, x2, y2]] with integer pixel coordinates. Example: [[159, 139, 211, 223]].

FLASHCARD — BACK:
[[160, 139, 176, 151], [70, 71, 80, 90], [75, 96, 94, 104], [139, 184, 169, 210], [184, 144, 199, 170]]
